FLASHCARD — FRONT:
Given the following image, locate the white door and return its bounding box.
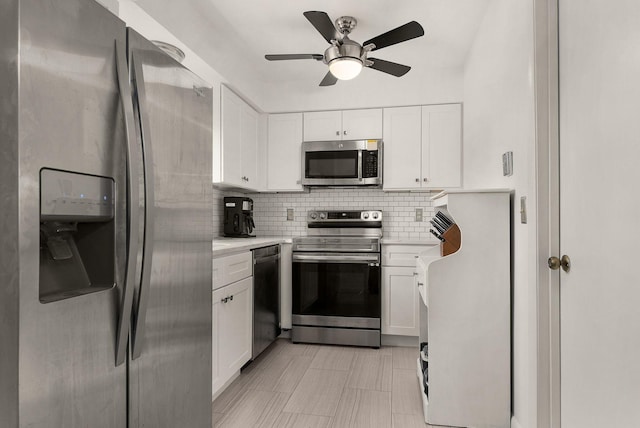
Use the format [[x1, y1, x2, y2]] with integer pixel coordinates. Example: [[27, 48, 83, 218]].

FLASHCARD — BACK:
[[342, 108, 383, 140], [220, 86, 243, 187], [303, 110, 342, 141], [240, 103, 258, 188], [267, 113, 303, 191], [422, 104, 462, 189], [559, 1, 640, 426], [382, 106, 422, 190]]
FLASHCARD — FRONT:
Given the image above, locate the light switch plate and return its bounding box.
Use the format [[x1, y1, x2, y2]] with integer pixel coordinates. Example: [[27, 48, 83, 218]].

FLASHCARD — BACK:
[[286, 208, 294, 221], [415, 208, 423, 222], [503, 151, 513, 176]]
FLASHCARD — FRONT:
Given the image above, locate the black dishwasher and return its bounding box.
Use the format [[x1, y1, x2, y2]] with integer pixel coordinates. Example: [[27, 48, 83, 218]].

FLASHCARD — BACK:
[[252, 245, 281, 359]]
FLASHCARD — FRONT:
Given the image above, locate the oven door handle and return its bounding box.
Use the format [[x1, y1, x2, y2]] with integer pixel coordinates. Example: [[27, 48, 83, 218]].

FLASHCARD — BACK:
[[292, 253, 380, 264]]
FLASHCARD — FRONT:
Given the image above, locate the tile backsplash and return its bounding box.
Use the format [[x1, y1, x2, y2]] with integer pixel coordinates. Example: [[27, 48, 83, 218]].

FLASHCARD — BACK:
[[214, 187, 437, 239]]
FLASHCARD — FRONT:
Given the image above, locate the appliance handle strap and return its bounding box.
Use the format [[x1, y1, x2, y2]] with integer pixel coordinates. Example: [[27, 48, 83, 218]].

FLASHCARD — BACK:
[[292, 253, 380, 264], [254, 254, 280, 265], [114, 39, 140, 367], [130, 51, 156, 360]]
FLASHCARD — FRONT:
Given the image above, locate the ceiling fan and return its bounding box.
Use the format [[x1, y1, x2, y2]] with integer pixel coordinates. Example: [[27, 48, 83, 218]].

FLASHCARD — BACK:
[[265, 11, 425, 86]]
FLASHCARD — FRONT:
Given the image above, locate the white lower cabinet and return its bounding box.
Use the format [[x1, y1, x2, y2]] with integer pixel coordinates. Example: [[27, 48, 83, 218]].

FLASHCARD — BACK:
[[212, 271, 253, 398], [381, 244, 434, 337], [382, 266, 420, 336]]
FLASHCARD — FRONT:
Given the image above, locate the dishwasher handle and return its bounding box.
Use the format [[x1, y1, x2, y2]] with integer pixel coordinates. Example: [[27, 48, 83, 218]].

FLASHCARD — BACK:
[[254, 253, 280, 265]]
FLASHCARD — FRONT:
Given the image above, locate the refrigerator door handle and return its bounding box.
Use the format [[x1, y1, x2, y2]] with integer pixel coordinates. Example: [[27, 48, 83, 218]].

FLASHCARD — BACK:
[[130, 52, 156, 360], [114, 39, 141, 367]]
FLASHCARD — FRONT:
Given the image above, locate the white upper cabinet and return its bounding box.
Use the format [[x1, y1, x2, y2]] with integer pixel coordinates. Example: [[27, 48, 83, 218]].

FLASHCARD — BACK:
[[303, 110, 342, 141], [303, 109, 382, 141], [341, 109, 383, 140], [218, 85, 259, 190], [421, 104, 462, 189], [383, 104, 462, 190], [267, 113, 304, 191], [383, 106, 423, 190]]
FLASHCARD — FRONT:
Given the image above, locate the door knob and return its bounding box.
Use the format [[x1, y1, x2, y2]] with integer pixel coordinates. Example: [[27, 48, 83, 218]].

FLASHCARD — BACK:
[[548, 256, 561, 270], [548, 255, 571, 272]]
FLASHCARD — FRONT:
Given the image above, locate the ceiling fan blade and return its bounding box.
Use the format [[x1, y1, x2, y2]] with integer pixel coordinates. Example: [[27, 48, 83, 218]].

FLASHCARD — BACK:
[[363, 21, 425, 51], [304, 11, 338, 44], [319, 71, 338, 86], [265, 54, 323, 61], [367, 58, 411, 77]]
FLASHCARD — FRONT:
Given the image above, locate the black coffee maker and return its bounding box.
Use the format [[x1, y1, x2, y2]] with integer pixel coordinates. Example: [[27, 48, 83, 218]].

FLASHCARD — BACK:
[[223, 197, 255, 237]]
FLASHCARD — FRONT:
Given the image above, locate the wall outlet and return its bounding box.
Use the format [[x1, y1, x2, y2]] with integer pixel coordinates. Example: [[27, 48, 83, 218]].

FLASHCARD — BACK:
[[286, 208, 294, 221], [415, 208, 423, 222]]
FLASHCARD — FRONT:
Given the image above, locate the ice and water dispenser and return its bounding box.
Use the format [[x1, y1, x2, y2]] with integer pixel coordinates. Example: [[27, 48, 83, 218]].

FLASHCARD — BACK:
[[39, 169, 116, 303]]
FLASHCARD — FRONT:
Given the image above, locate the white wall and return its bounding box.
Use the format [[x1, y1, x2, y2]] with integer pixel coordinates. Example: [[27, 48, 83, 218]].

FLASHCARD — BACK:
[[462, 1, 537, 427], [260, 67, 463, 113]]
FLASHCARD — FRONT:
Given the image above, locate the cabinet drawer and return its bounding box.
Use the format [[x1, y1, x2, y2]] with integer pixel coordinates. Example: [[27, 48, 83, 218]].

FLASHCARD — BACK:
[[382, 244, 434, 267], [213, 251, 253, 290]]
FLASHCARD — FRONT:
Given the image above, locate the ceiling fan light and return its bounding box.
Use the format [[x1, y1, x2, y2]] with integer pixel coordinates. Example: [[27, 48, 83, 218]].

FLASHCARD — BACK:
[[328, 57, 363, 80]]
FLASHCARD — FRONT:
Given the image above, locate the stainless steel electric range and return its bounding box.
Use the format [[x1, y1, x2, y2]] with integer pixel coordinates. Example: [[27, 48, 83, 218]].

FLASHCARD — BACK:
[[291, 210, 383, 348]]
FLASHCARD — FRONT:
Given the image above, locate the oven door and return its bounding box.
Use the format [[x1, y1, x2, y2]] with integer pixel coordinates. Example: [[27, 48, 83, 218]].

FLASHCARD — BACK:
[[292, 252, 381, 329]]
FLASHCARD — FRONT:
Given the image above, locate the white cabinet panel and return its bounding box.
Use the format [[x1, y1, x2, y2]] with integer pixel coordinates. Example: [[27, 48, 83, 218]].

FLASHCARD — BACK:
[[213, 251, 253, 291], [383, 104, 461, 191], [303, 110, 342, 141], [218, 85, 260, 190], [422, 104, 462, 189], [241, 105, 258, 188], [342, 108, 382, 139], [303, 109, 382, 141], [382, 266, 420, 336], [267, 113, 304, 191], [220, 86, 243, 187], [383, 106, 423, 190], [212, 276, 252, 397]]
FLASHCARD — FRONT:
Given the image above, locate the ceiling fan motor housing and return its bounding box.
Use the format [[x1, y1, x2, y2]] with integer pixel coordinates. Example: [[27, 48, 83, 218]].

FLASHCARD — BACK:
[[323, 38, 365, 66]]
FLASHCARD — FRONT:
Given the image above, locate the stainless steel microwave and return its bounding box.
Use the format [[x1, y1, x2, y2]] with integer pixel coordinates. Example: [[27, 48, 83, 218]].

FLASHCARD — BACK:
[[301, 139, 383, 186]]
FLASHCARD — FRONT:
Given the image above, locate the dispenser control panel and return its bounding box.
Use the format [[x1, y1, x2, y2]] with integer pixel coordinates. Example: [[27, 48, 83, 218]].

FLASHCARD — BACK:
[[40, 169, 114, 221]]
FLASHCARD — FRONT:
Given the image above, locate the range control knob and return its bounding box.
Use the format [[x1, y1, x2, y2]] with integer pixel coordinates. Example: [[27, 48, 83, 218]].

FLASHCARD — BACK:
[[309, 212, 318, 220], [319, 212, 326, 220], [363, 212, 370, 219], [372, 212, 379, 220]]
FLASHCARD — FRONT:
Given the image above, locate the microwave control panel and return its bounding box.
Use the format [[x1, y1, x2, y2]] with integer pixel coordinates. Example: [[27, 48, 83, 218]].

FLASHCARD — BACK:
[[363, 151, 379, 178]]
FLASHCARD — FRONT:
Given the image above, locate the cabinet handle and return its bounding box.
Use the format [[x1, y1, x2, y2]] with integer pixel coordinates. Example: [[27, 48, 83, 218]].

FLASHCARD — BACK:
[[229, 295, 234, 301], [413, 272, 418, 276], [343, 130, 347, 135], [415, 178, 420, 183], [423, 178, 429, 182], [417, 282, 424, 287], [336, 131, 340, 136], [221, 297, 227, 303]]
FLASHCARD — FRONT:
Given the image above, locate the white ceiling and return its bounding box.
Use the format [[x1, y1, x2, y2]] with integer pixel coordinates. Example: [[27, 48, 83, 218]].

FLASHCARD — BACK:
[[132, 0, 491, 111]]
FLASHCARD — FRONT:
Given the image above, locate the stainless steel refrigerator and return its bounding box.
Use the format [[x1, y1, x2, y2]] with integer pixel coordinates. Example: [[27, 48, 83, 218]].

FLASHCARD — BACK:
[[0, 0, 213, 427]]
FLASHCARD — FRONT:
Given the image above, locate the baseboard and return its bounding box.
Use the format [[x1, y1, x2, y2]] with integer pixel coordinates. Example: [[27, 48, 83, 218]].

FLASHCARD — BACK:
[[381, 334, 419, 347], [511, 414, 522, 428]]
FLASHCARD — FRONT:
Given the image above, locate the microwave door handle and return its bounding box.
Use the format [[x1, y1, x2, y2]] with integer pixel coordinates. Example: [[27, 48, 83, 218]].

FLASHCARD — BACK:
[[114, 39, 140, 367], [358, 150, 363, 181]]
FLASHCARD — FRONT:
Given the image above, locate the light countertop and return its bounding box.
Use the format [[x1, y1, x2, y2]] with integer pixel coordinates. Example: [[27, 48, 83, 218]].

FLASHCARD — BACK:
[[381, 238, 440, 246], [212, 236, 293, 257]]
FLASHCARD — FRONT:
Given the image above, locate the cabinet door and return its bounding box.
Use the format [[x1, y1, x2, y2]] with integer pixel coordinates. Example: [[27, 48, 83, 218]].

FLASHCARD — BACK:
[[212, 276, 253, 395], [382, 266, 420, 336], [267, 113, 304, 191], [382, 106, 423, 190], [303, 110, 342, 141], [220, 86, 244, 187], [240, 104, 258, 188], [342, 108, 383, 140], [422, 104, 462, 188]]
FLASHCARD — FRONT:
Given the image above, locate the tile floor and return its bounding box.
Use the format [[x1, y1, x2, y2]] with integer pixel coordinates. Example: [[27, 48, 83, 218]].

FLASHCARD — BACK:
[[212, 339, 439, 428]]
